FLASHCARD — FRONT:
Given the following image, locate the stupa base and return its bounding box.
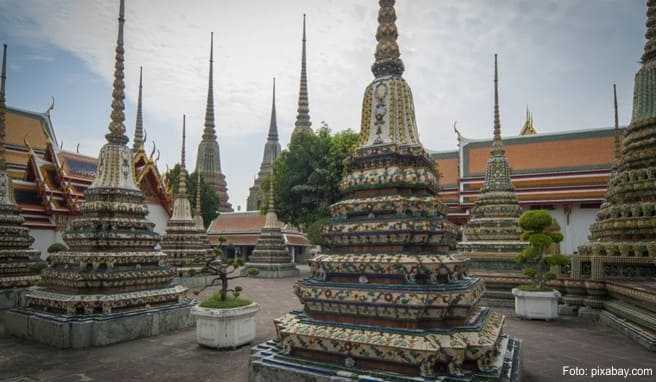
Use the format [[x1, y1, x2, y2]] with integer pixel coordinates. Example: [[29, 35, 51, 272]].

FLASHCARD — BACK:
[[4, 299, 196, 349], [249, 336, 522, 382], [244, 263, 300, 279]]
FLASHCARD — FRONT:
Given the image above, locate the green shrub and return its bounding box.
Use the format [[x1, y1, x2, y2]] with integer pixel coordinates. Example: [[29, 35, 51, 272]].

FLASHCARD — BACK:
[[200, 294, 252, 309], [515, 210, 569, 290], [47, 242, 68, 253]]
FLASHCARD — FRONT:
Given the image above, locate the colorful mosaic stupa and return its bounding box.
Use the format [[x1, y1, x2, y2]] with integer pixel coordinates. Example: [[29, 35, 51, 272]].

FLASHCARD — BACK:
[[5, 0, 192, 348], [457, 55, 527, 303], [568, 0, 656, 351], [245, 182, 299, 278], [250, 1, 521, 380], [0, 43, 44, 294], [161, 116, 213, 276], [196, 32, 232, 212], [247, 78, 281, 211]]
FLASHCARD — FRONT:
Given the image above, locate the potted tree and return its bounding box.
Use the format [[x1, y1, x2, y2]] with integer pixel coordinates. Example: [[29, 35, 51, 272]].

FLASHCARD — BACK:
[[192, 255, 259, 349], [512, 210, 568, 320]]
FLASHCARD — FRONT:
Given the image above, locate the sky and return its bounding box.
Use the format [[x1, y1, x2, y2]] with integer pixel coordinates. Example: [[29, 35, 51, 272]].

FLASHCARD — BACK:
[[0, 0, 647, 211]]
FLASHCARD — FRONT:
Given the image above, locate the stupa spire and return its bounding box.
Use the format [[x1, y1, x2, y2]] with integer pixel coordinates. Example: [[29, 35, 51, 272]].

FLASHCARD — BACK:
[[194, 171, 202, 223], [263, 181, 279, 229], [492, 54, 504, 154], [178, 115, 188, 197], [202, 32, 217, 142], [133, 66, 144, 151], [268, 77, 278, 141], [292, 14, 312, 137], [642, 0, 656, 64], [0, 43, 7, 169], [371, 0, 404, 77], [106, 0, 128, 145], [613, 83, 622, 165]]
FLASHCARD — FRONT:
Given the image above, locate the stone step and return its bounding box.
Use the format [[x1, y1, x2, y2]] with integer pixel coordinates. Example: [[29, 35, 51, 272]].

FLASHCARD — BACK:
[[604, 299, 656, 333], [598, 309, 656, 352]]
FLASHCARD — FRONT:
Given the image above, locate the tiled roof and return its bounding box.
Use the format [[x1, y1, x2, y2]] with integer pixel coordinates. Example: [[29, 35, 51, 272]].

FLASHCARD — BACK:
[[208, 211, 311, 246]]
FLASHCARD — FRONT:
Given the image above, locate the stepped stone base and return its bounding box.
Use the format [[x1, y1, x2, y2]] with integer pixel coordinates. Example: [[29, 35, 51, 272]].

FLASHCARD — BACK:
[[4, 299, 196, 349], [0, 288, 23, 337], [173, 275, 216, 290], [599, 306, 656, 352], [244, 263, 300, 279], [249, 337, 522, 382]]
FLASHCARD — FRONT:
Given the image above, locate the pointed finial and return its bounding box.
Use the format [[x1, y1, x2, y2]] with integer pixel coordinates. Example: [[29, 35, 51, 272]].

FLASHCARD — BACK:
[[105, 0, 128, 145], [492, 54, 504, 154], [181, 114, 186, 169], [195, 170, 202, 216], [613, 83, 622, 164], [263, 178, 279, 228], [133, 66, 144, 151], [268, 77, 278, 141], [372, 0, 404, 77], [292, 15, 312, 136], [642, 0, 656, 64], [0, 43, 7, 169], [201, 32, 217, 142]]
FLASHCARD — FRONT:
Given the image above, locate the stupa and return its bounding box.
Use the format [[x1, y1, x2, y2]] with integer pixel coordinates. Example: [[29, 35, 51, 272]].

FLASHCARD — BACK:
[[195, 32, 232, 212], [457, 55, 527, 304], [161, 116, 214, 276], [571, 0, 656, 351], [290, 15, 313, 139], [247, 78, 281, 211], [0, 43, 45, 307], [5, 0, 193, 348], [250, 1, 521, 380], [245, 182, 299, 278], [193, 171, 205, 229]]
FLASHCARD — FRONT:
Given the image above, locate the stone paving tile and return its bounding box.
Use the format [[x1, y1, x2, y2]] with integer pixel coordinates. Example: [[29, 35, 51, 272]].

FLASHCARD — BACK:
[[1, 268, 654, 382]]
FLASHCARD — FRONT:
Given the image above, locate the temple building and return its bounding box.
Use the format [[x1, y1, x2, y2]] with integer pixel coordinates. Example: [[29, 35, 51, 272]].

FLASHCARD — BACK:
[[0, 43, 45, 308], [457, 55, 527, 303], [5, 0, 192, 348], [568, 0, 656, 351], [206, 211, 310, 263], [433, 124, 623, 254], [250, 1, 521, 380], [290, 15, 313, 139], [246, 78, 281, 211], [195, 33, 232, 212], [2, 67, 171, 258], [244, 184, 299, 278], [161, 116, 214, 276]]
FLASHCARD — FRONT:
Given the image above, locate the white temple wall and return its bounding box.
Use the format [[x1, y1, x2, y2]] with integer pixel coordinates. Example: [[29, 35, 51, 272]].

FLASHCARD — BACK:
[[30, 228, 64, 260], [146, 202, 170, 235], [547, 205, 598, 255]]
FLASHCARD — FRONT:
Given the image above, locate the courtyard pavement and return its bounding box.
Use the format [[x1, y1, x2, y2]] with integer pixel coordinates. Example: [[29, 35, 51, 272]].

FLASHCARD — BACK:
[[1, 267, 654, 382]]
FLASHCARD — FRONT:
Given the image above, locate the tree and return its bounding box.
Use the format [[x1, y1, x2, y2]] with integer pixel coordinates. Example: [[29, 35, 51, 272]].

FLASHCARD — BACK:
[[164, 165, 220, 227], [515, 210, 569, 290], [269, 127, 359, 238]]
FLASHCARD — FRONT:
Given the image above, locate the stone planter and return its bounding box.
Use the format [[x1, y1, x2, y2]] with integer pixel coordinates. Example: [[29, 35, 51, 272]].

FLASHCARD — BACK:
[[512, 288, 560, 320], [191, 302, 259, 349]]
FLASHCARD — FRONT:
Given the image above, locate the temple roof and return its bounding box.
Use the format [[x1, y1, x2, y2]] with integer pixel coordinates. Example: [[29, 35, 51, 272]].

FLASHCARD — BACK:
[[207, 211, 310, 246]]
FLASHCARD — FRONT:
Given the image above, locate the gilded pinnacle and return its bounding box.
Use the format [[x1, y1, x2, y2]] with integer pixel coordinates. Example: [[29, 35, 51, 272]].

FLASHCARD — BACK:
[[106, 0, 128, 145], [372, 0, 404, 77]]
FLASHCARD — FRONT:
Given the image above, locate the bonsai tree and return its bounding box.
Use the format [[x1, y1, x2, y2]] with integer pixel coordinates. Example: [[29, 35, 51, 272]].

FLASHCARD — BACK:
[[47, 242, 68, 254], [194, 252, 259, 309], [515, 210, 568, 291]]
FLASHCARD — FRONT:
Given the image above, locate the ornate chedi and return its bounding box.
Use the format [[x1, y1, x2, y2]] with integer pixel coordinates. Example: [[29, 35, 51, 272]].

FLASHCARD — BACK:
[[196, 32, 232, 212], [5, 0, 192, 348], [0, 43, 44, 298], [247, 78, 281, 211], [570, 0, 656, 351], [161, 116, 213, 276], [250, 2, 521, 380], [457, 55, 528, 304], [290, 15, 313, 139], [245, 183, 299, 278], [193, 171, 205, 229]]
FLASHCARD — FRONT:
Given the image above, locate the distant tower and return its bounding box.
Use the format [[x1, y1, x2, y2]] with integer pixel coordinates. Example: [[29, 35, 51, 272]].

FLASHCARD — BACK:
[[290, 14, 313, 139], [519, 107, 536, 135], [247, 78, 281, 211], [196, 32, 232, 212], [133, 66, 145, 151]]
